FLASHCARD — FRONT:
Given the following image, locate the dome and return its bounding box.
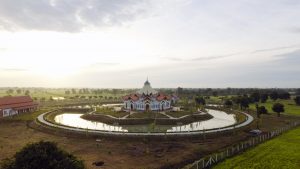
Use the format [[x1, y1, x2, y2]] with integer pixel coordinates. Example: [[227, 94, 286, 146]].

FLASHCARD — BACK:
[[137, 79, 158, 95]]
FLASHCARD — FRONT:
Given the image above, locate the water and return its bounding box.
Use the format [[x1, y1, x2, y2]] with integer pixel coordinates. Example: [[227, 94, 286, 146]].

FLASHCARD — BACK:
[[54, 109, 236, 133]]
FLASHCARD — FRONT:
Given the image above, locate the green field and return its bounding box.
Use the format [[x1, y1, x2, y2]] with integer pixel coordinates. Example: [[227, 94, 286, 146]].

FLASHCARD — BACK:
[[213, 126, 300, 169], [249, 99, 300, 116]]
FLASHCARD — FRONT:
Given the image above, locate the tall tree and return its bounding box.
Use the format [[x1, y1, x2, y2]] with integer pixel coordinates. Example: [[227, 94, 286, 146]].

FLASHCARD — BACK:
[[239, 96, 249, 110], [272, 103, 285, 117], [256, 105, 268, 118]]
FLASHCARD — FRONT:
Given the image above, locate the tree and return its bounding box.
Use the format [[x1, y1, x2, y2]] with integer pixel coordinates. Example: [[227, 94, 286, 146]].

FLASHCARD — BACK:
[[278, 92, 290, 100], [239, 96, 249, 110], [296, 89, 300, 95], [250, 91, 260, 103], [224, 100, 233, 108], [212, 91, 218, 97], [65, 90, 71, 95], [256, 105, 268, 118], [270, 91, 279, 101], [6, 89, 14, 95], [25, 90, 30, 96], [71, 89, 77, 94], [195, 96, 206, 105], [272, 103, 284, 117], [16, 89, 22, 94], [260, 93, 268, 103], [294, 96, 300, 106], [0, 141, 84, 169]]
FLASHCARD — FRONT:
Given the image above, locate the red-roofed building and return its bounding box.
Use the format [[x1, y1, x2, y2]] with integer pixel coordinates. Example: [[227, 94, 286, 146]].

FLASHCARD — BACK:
[[0, 96, 38, 118], [123, 79, 178, 111]]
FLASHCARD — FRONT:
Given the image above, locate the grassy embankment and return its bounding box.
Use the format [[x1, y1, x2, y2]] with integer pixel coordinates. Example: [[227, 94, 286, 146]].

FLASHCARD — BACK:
[[213, 126, 300, 169]]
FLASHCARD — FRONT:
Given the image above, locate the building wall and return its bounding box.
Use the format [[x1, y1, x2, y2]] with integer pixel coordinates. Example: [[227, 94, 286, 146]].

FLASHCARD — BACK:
[[2, 108, 18, 117], [124, 99, 171, 111], [0, 106, 37, 118]]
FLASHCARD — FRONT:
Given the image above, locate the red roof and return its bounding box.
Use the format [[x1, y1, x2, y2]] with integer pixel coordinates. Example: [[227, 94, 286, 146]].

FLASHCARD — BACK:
[[156, 93, 171, 101], [0, 96, 38, 110], [122, 94, 140, 101], [123, 92, 172, 102]]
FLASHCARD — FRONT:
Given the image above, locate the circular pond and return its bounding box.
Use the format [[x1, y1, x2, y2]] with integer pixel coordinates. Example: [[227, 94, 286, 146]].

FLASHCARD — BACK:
[[37, 108, 253, 135]]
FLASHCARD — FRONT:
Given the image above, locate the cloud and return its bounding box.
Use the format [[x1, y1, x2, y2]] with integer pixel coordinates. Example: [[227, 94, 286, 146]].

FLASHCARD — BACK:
[[0, 68, 28, 72], [0, 0, 154, 32], [251, 45, 300, 54], [161, 52, 241, 62], [190, 52, 241, 61]]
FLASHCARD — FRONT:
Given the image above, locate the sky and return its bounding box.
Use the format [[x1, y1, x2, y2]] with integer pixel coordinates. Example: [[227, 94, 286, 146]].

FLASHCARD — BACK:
[[0, 0, 300, 88]]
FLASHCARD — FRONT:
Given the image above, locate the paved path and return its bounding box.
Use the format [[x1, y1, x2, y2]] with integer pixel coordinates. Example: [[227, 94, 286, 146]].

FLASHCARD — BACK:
[[36, 110, 254, 136], [159, 112, 175, 119]]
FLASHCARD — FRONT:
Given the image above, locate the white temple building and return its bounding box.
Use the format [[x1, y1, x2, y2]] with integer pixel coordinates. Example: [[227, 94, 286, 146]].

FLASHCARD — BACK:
[[123, 79, 178, 111]]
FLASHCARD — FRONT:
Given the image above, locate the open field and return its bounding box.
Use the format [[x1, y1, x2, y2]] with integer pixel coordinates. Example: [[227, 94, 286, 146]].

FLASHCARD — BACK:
[[1, 107, 300, 169], [0, 120, 245, 169], [249, 99, 300, 116], [213, 126, 300, 169]]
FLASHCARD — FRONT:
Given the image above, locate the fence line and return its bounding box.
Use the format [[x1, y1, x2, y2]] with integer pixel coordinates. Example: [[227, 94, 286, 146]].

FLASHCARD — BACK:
[[185, 121, 300, 169]]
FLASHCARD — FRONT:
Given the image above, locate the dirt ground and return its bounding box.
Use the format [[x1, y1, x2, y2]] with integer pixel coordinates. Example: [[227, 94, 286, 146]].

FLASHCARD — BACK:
[[0, 112, 299, 169]]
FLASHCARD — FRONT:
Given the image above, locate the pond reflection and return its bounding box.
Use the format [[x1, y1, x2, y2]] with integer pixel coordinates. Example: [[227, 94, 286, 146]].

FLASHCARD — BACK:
[[54, 109, 236, 133]]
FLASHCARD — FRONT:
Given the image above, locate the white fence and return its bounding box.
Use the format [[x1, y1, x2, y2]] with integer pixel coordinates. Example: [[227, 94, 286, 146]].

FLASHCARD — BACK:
[[184, 121, 300, 169]]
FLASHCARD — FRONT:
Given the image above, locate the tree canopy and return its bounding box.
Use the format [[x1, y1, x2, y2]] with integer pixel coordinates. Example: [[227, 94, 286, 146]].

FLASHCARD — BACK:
[[272, 103, 285, 117], [0, 141, 85, 169]]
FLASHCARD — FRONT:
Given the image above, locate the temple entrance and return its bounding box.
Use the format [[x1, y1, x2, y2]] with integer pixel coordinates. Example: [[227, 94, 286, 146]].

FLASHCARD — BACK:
[[146, 104, 150, 111], [131, 104, 133, 110]]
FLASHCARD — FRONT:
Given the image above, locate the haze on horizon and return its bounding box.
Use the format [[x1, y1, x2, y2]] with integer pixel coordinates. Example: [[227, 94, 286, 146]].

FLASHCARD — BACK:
[[0, 0, 299, 88]]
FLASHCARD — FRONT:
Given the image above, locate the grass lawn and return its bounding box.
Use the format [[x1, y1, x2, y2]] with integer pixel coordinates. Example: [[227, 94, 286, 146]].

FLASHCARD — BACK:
[[166, 111, 194, 118], [249, 99, 300, 116], [129, 112, 168, 119], [94, 108, 129, 118], [213, 126, 300, 169]]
